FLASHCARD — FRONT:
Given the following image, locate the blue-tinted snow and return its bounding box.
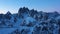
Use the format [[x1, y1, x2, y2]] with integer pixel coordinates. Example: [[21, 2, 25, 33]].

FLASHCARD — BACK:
[[24, 17, 35, 23]]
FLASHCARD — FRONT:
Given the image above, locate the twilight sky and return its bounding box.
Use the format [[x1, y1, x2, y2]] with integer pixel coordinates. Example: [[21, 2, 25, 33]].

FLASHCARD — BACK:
[[0, 0, 60, 14]]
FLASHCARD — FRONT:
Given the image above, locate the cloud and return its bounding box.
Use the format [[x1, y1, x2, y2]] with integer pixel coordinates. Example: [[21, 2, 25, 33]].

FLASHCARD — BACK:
[[0, 10, 6, 14]]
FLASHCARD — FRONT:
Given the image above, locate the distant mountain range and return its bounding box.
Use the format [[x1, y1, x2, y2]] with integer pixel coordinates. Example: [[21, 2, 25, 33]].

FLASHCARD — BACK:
[[0, 7, 60, 34]]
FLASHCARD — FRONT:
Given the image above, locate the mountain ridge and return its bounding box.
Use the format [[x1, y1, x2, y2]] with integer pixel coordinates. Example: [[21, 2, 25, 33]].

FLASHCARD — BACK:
[[0, 7, 60, 34]]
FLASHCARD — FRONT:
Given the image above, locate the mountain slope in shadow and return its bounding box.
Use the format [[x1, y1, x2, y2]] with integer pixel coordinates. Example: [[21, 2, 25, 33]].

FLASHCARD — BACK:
[[0, 7, 60, 34]]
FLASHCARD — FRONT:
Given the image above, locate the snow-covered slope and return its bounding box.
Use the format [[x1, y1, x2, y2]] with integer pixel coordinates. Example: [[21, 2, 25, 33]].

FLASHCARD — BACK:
[[0, 7, 60, 34]]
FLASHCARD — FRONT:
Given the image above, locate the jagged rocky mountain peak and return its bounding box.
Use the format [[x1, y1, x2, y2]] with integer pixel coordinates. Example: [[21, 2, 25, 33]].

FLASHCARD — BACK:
[[0, 7, 60, 34]]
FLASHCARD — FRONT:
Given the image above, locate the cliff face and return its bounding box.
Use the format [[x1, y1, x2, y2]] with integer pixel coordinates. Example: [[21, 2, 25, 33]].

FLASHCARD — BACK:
[[0, 7, 60, 34]]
